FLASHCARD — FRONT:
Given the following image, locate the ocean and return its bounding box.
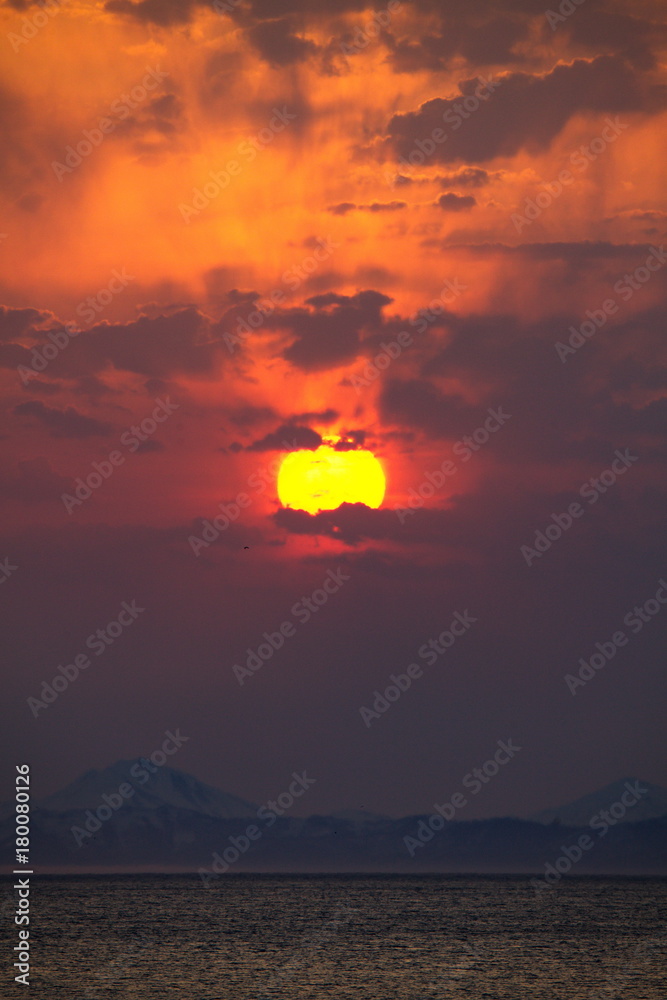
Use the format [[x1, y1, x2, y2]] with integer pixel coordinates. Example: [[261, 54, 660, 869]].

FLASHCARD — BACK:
[[5, 875, 666, 998]]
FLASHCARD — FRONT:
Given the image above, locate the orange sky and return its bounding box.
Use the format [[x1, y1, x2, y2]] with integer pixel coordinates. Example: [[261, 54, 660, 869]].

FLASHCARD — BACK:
[[2, 0, 666, 528], [0, 0, 664, 584]]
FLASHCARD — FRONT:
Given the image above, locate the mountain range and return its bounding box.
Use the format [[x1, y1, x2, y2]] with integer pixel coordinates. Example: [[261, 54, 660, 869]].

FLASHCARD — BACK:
[[529, 777, 667, 827], [3, 762, 666, 874]]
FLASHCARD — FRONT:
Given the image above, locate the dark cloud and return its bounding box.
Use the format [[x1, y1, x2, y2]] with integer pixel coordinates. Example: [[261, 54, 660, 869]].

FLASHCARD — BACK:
[[247, 17, 318, 67], [13, 401, 113, 438], [375, 289, 667, 468], [328, 203, 357, 215], [274, 501, 404, 545], [452, 14, 528, 65], [272, 492, 518, 548], [92, 0, 520, 33], [438, 167, 495, 187], [246, 0, 367, 17], [111, 92, 185, 157], [437, 192, 476, 210], [0, 305, 49, 342], [386, 14, 528, 74], [442, 241, 667, 261], [365, 201, 408, 212], [557, 8, 667, 69], [0, 341, 33, 371], [134, 438, 165, 454], [246, 422, 322, 452], [149, 93, 182, 119], [92, 0, 667, 83], [21, 308, 223, 381], [327, 201, 407, 214], [104, 0, 197, 26], [607, 357, 667, 395], [378, 379, 483, 440], [386, 56, 665, 165], [392, 168, 495, 188], [272, 465, 666, 562], [333, 429, 366, 450], [224, 288, 265, 306], [262, 290, 393, 372]]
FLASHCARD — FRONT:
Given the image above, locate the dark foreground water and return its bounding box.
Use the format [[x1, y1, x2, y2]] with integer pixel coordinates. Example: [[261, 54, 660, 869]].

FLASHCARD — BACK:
[[3, 875, 666, 998]]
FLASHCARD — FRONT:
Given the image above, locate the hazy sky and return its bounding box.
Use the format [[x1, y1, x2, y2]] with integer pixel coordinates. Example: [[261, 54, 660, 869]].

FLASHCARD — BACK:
[[1, 0, 666, 820]]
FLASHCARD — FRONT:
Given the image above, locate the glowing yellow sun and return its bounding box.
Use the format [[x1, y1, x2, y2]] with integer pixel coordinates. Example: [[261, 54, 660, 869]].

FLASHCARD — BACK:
[[277, 446, 386, 515]]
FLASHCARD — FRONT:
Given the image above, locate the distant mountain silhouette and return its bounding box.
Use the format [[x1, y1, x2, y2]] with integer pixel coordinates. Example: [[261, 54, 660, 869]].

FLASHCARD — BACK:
[[38, 760, 258, 819], [2, 764, 665, 873], [529, 778, 667, 827]]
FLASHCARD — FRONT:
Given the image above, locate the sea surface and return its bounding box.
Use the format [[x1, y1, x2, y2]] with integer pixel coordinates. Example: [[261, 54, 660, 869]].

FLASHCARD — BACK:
[[3, 875, 666, 998]]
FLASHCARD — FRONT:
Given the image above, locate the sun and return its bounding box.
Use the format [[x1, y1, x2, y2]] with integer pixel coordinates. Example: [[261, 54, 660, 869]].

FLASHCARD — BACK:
[[277, 445, 386, 515]]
